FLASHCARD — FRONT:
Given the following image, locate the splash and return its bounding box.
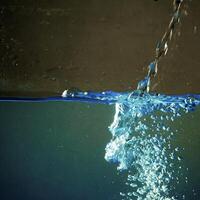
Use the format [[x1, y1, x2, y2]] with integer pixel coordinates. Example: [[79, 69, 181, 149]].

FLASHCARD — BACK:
[[103, 91, 200, 200]]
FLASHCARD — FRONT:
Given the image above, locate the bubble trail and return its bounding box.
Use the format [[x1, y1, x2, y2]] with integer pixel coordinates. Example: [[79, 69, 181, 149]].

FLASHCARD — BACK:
[[104, 91, 200, 200]]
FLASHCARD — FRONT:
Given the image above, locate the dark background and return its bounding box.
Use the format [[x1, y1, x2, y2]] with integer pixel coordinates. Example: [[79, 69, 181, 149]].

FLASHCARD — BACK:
[[0, 0, 200, 96]]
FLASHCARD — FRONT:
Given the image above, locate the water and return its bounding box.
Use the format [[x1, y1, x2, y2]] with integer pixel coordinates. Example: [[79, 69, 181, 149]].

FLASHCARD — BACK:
[[0, 1, 200, 199], [0, 91, 200, 199]]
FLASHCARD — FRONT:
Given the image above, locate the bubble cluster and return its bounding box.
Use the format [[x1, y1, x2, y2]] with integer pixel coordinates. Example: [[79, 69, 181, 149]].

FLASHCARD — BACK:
[[104, 91, 199, 200]]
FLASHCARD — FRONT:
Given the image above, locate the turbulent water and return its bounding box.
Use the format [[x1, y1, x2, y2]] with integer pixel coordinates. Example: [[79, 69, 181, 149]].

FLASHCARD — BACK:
[[101, 91, 200, 200]]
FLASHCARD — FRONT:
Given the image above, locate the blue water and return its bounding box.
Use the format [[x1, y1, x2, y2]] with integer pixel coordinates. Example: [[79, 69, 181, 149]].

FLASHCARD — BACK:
[[1, 90, 200, 199]]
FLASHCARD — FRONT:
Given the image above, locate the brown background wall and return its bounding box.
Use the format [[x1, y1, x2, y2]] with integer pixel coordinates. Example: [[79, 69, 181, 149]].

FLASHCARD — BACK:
[[0, 0, 199, 96]]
